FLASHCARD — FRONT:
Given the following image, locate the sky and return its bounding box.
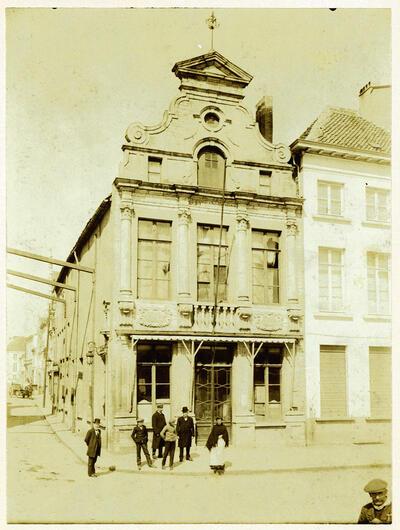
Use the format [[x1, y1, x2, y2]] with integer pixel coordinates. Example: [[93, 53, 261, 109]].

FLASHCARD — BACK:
[[5, 6, 391, 340]]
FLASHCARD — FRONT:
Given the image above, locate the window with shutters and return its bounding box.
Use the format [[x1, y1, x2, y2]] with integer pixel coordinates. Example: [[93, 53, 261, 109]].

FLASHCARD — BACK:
[[137, 219, 171, 300], [197, 224, 228, 302], [198, 147, 225, 189], [252, 230, 280, 305], [369, 347, 391, 418], [367, 252, 390, 314], [366, 188, 390, 222], [148, 157, 162, 182], [319, 345, 347, 418], [254, 346, 283, 421], [137, 343, 171, 406], [317, 181, 343, 216], [319, 248, 344, 311]]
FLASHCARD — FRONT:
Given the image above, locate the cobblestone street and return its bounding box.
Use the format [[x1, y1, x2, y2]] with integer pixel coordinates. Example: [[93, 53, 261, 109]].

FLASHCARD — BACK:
[[7, 398, 391, 524]]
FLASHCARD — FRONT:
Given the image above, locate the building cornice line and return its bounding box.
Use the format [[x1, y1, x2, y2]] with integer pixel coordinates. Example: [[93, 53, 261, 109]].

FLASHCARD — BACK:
[[291, 139, 390, 164], [113, 178, 303, 206]]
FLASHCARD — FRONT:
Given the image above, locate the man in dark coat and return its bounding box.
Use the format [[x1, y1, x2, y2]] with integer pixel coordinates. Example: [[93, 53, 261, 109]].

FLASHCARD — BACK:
[[176, 406, 195, 462], [358, 479, 392, 524], [151, 404, 166, 459], [131, 418, 154, 470], [85, 418, 102, 477]]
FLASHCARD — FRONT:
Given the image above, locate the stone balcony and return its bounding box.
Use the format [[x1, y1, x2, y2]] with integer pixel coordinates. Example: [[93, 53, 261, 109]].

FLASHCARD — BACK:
[[193, 303, 238, 332], [118, 299, 302, 336]]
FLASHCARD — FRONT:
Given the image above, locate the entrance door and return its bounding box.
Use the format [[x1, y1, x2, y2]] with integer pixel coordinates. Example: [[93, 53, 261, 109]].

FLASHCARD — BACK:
[[194, 345, 232, 443]]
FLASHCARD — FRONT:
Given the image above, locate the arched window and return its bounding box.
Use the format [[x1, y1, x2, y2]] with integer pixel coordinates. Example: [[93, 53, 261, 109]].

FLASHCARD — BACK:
[[197, 147, 226, 189]]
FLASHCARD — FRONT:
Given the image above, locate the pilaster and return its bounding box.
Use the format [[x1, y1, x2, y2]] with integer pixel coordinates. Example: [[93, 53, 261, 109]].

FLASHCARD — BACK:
[[170, 342, 193, 418], [177, 206, 191, 299], [285, 212, 299, 304], [231, 343, 255, 446], [236, 210, 250, 303], [118, 191, 135, 326]]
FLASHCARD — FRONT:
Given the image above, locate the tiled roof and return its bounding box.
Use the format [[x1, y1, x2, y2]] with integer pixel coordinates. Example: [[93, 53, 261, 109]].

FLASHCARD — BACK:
[[298, 107, 391, 154]]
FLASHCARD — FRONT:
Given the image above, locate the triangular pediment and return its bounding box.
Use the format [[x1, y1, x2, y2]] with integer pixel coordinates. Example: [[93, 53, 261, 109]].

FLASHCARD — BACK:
[[172, 50, 253, 87]]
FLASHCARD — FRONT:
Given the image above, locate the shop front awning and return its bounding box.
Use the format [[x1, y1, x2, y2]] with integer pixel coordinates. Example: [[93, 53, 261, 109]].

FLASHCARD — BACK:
[[130, 334, 296, 344]]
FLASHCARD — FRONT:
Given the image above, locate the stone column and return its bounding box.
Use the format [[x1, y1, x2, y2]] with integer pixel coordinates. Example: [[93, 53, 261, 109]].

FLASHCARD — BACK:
[[177, 208, 191, 299], [119, 192, 135, 326], [236, 213, 250, 303], [170, 342, 193, 418], [231, 343, 255, 446], [286, 215, 299, 303]]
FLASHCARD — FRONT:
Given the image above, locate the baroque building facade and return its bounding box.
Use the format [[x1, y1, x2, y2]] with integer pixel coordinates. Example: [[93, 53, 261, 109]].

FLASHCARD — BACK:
[[49, 50, 305, 450]]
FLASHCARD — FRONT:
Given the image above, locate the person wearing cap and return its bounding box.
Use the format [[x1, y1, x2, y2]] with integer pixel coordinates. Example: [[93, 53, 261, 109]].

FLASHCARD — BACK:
[[176, 406, 195, 462], [358, 479, 392, 524], [160, 419, 178, 470], [131, 418, 154, 470], [151, 404, 166, 459], [84, 418, 102, 477]]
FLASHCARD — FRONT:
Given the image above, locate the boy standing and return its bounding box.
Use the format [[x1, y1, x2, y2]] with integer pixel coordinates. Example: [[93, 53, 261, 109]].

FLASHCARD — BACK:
[[131, 419, 154, 470]]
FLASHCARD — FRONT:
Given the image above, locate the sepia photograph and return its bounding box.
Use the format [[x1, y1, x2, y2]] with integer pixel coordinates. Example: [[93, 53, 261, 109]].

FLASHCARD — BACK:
[[4, 4, 394, 526]]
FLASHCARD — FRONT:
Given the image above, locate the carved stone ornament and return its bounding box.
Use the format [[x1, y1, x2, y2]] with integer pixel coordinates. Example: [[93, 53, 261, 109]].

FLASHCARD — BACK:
[[254, 312, 283, 332], [178, 207, 191, 224], [287, 308, 302, 331], [286, 219, 298, 236], [236, 213, 249, 231], [237, 307, 252, 330], [120, 201, 134, 220], [125, 124, 149, 145], [273, 144, 291, 163], [178, 304, 193, 328], [118, 300, 135, 327], [137, 306, 172, 328]]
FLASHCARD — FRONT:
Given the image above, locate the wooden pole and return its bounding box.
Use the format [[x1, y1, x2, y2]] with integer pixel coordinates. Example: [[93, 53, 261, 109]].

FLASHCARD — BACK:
[[7, 247, 94, 273], [42, 303, 52, 408], [7, 269, 76, 291], [7, 283, 66, 304]]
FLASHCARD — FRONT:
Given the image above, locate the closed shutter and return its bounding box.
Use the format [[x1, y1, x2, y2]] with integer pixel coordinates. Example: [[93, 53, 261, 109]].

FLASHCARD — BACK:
[[369, 347, 391, 418], [320, 346, 347, 418]]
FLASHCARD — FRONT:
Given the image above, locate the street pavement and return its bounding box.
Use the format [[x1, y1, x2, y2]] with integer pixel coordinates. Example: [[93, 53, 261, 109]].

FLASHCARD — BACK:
[[7, 396, 391, 524]]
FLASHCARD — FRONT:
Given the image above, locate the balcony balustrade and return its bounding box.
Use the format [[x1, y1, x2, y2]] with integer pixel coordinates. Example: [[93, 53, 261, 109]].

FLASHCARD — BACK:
[[193, 303, 238, 332]]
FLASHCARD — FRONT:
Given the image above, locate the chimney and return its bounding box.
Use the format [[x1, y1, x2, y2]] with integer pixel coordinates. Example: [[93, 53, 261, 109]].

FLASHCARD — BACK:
[[256, 96, 273, 143], [358, 82, 391, 131]]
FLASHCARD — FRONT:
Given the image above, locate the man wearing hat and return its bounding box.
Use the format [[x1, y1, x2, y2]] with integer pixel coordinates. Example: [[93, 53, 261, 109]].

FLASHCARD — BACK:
[[176, 406, 195, 462], [131, 418, 154, 470], [358, 479, 392, 524], [84, 418, 102, 477], [151, 404, 166, 459]]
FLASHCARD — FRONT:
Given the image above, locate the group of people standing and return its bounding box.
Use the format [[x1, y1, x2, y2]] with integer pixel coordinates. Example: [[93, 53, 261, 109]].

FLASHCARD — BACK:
[[84, 407, 229, 476], [132, 405, 196, 470]]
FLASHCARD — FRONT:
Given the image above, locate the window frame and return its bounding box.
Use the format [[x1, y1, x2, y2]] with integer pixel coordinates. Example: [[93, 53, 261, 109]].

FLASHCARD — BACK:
[[319, 345, 348, 419], [197, 224, 229, 303], [317, 180, 344, 217], [253, 346, 283, 420], [367, 252, 390, 315], [318, 247, 344, 312], [148, 156, 162, 182], [365, 187, 390, 223], [137, 219, 172, 301], [197, 147, 226, 189], [136, 344, 172, 407], [252, 229, 281, 305], [259, 170, 272, 195]]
